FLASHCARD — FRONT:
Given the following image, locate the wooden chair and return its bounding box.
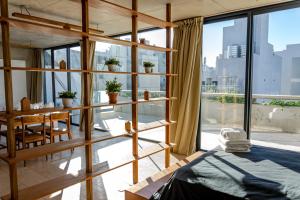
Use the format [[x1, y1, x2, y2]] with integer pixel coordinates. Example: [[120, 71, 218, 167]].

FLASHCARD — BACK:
[[20, 98, 50, 133], [21, 97, 31, 112], [16, 115, 47, 166], [46, 112, 73, 156], [17, 115, 47, 149]]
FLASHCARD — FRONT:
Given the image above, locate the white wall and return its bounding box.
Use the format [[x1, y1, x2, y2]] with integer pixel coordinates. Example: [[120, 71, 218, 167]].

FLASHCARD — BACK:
[[0, 60, 27, 108], [0, 47, 33, 108]]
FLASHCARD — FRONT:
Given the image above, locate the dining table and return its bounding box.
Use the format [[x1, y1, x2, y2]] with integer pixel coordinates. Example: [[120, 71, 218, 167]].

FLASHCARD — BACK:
[[0, 111, 69, 149]]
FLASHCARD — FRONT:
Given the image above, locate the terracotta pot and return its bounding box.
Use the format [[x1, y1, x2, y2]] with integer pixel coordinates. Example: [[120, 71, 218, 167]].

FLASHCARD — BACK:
[[144, 67, 153, 73], [108, 92, 118, 104], [62, 98, 73, 107], [107, 64, 118, 72]]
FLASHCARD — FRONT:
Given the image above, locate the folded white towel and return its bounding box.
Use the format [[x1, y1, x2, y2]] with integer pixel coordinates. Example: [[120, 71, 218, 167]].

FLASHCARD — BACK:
[[218, 135, 251, 147], [220, 143, 250, 153], [220, 128, 247, 141]]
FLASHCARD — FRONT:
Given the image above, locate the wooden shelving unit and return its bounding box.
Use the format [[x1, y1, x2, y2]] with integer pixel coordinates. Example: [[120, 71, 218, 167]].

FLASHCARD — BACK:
[[0, 16, 177, 52], [5, 67, 178, 76], [0, 0, 176, 199]]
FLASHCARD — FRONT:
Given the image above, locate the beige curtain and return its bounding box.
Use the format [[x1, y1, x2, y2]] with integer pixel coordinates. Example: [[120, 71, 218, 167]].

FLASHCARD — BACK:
[[170, 17, 203, 155], [79, 41, 96, 131], [27, 49, 43, 103]]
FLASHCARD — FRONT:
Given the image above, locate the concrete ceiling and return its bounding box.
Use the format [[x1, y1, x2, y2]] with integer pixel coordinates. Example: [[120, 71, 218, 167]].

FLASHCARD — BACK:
[[3, 0, 293, 48]]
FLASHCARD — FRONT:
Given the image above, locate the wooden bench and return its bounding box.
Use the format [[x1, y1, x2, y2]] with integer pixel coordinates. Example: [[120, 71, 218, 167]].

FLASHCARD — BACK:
[[125, 151, 204, 200]]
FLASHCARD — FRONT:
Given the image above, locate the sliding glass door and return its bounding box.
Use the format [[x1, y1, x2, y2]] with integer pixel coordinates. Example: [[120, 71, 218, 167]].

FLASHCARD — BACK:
[[200, 18, 248, 150], [251, 7, 300, 148]]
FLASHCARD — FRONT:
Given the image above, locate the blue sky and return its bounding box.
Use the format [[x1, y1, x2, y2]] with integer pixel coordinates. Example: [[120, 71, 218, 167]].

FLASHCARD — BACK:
[[203, 7, 300, 67]]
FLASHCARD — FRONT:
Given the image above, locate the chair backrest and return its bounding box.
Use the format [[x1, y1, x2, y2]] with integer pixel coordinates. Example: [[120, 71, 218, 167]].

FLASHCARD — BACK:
[[19, 115, 46, 144], [21, 115, 45, 126], [21, 97, 31, 112], [49, 112, 71, 132], [50, 112, 69, 121]]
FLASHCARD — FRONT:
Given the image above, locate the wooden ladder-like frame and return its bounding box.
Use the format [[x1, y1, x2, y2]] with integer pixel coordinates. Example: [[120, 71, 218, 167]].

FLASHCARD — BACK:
[[0, 0, 177, 199]]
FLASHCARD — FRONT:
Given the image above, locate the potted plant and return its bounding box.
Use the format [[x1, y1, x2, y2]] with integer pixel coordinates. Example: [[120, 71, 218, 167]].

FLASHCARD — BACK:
[[105, 77, 122, 104], [143, 61, 155, 73], [105, 58, 120, 72], [58, 91, 77, 107]]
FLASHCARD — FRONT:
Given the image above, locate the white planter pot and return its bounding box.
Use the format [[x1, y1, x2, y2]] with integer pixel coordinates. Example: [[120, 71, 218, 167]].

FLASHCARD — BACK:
[[144, 67, 153, 73], [107, 64, 118, 72], [62, 98, 73, 107]]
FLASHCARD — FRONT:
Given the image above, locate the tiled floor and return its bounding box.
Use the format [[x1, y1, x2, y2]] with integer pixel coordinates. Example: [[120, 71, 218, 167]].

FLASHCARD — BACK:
[[0, 125, 185, 200]]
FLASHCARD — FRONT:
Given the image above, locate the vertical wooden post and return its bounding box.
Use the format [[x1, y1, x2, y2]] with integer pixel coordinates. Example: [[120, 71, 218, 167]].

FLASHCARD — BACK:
[[81, 0, 93, 199], [1, 0, 18, 199], [165, 3, 171, 168], [131, 0, 139, 184]]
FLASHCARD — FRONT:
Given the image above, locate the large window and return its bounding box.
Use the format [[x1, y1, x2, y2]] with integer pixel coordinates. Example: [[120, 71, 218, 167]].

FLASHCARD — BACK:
[[199, 3, 300, 151], [200, 18, 248, 150]]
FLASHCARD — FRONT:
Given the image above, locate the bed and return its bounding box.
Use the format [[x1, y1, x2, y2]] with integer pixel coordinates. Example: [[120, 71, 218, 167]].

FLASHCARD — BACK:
[[151, 145, 300, 200]]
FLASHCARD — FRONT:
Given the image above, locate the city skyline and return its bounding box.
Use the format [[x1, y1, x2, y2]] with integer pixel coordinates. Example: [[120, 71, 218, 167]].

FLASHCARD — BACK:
[[203, 7, 300, 68]]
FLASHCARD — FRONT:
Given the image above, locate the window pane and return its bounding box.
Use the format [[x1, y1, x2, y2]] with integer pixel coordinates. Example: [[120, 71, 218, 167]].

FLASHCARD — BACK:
[[200, 18, 247, 150], [70, 46, 81, 124], [251, 8, 300, 149], [54, 48, 68, 107], [44, 49, 53, 104]]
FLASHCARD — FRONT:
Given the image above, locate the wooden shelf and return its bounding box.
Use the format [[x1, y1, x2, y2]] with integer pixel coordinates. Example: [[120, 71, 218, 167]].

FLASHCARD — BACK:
[[92, 100, 137, 108], [0, 138, 86, 164], [1, 157, 134, 200], [0, 97, 176, 117], [0, 17, 176, 52], [137, 120, 176, 133], [89, 33, 134, 47], [137, 43, 177, 52], [11, 106, 88, 117], [138, 142, 169, 160], [70, 0, 177, 29], [12, 12, 104, 35], [1, 170, 87, 200], [0, 17, 84, 39], [8, 67, 88, 73], [137, 72, 178, 76], [90, 155, 134, 178], [138, 97, 177, 104], [92, 97, 176, 108], [90, 132, 131, 144], [0, 17, 131, 47], [91, 70, 137, 75], [3, 67, 178, 76], [0, 132, 132, 164]]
